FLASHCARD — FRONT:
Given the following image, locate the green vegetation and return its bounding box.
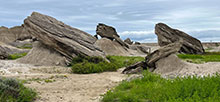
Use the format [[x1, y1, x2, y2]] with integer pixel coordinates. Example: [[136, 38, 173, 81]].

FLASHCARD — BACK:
[[71, 56, 144, 74], [8, 52, 27, 60], [0, 77, 37, 102], [102, 71, 220, 102], [177, 52, 220, 64]]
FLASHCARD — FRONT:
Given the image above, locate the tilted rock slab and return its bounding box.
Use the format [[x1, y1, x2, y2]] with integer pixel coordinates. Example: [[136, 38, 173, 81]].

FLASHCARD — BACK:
[[122, 42, 182, 74], [95, 23, 129, 48], [23, 12, 105, 62], [155, 23, 204, 54]]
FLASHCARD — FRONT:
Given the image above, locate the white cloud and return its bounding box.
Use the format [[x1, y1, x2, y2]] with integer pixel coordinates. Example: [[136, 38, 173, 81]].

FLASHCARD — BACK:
[[119, 30, 154, 36]]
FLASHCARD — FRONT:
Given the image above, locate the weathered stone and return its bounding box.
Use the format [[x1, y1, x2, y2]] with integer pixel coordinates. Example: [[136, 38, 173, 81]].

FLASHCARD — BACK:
[[96, 23, 129, 48], [145, 42, 182, 68], [23, 12, 105, 63], [124, 38, 133, 45], [155, 23, 204, 54], [0, 26, 32, 44], [96, 23, 119, 40], [122, 42, 182, 74]]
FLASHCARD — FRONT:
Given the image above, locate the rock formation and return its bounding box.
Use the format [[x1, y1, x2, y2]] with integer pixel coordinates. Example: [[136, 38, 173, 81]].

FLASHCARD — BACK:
[[122, 42, 182, 74], [124, 38, 133, 45], [20, 12, 105, 65], [0, 26, 32, 44], [95, 23, 129, 48], [155, 23, 204, 54]]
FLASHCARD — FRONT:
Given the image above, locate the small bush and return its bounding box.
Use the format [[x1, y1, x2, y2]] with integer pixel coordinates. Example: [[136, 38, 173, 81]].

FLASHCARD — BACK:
[[8, 53, 27, 60], [0, 77, 37, 102], [102, 71, 220, 102], [71, 56, 144, 74]]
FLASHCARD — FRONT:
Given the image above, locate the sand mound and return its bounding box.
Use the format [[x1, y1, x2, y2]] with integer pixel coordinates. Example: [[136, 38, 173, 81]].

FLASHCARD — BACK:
[[18, 41, 67, 66]]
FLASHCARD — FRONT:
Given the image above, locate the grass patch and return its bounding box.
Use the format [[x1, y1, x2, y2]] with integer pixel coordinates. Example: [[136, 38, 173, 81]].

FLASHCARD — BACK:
[[8, 52, 27, 60], [177, 52, 220, 64], [71, 56, 144, 74], [0, 77, 37, 102], [102, 71, 220, 102]]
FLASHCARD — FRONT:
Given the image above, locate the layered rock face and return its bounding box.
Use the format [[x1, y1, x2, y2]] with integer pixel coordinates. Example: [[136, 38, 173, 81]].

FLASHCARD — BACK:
[[95, 23, 129, 48], [155, 23, 204, 54], [23, 12, 105, 63], [124, 38, 133, 45], [0, 26, 32, 44]]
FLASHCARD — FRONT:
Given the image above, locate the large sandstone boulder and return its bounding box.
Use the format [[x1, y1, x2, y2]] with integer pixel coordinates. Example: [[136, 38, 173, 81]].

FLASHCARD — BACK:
[[155, 23, 204, 54], [95, 23, 129, 48], [23, 12, 105, 63]]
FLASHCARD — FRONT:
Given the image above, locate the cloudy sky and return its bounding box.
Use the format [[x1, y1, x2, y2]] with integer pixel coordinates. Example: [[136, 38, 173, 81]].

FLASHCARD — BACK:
[[0, 0, 220, 42]]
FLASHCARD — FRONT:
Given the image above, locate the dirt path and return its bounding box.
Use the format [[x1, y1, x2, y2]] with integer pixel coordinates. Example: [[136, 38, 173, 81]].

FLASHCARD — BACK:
[[0, 60, 126, 102]]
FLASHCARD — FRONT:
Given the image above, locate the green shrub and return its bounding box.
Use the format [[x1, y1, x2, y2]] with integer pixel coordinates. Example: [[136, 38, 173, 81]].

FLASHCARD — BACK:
[[102, 71, 220, 102], [0, 77, 37, 102], [71, 56, 144, 74], [177, 52, 220, 64], [8, 53, 27, 60]]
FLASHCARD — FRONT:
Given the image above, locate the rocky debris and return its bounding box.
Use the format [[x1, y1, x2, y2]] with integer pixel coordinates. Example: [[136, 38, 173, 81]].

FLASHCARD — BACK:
[[95, 23, 129, 48], [155, 23, 204, 54], [23, 12, 105, 64], [0, 26, 32, 44], [122, 42, 182, 74], [18, 41, 67, 66], [124, 38, 133, 45]]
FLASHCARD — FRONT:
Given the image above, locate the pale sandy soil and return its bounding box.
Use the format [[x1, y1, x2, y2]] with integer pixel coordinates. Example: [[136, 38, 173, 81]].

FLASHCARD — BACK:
[[0, 60, 126, 102]]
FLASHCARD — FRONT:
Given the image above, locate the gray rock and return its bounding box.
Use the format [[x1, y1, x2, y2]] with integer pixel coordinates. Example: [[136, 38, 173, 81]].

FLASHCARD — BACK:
[[96, 23, 129, 48], [145, 42, 182, 68], [155, 23, 204, 54], [0, 26, 32, 44], [124, 38, 133, 45], [122, 42, 182, 74], [23, 12, 105, 63]]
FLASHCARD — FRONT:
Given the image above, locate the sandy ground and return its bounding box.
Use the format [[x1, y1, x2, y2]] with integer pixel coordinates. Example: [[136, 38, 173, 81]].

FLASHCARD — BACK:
[[2, 57, 220, 102], [0, 60, 126, 102]]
